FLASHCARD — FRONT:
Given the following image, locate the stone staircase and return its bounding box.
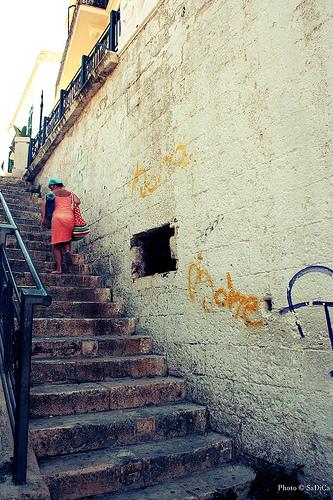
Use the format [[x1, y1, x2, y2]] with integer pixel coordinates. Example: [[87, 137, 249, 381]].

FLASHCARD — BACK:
[[0, 177, 255, 499]]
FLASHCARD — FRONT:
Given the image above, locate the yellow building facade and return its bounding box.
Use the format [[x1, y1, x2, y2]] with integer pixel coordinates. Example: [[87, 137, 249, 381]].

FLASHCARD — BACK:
[[56, 0, 120, 99]]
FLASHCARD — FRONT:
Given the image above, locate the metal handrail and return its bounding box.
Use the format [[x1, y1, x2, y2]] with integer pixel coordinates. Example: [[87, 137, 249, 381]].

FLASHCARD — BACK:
[[28, 9, 120, 167], [0, 190, 51, 484], [0, 193, 49, 294]]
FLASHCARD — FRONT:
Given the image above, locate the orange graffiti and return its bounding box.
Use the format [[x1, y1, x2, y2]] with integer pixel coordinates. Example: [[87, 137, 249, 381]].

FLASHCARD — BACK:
[[188, 255, 263, 328], [188, 254, 215, 312], [213, 272, 263, 328], [130, 144, 191, 199], [129, 161, 159, 198], [163, 144, 190, 169]]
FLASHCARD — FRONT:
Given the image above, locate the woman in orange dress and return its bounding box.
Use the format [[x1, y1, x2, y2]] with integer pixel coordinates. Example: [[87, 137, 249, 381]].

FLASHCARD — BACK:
[[41, 178, 80, 274]]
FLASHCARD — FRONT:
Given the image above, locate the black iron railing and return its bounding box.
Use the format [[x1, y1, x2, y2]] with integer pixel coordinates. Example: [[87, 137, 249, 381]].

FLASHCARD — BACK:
[[63, 69, 82, 115], [0, 191, 51, 484], [79, 0, 109, 8], [85, 24, 109, 77], [28, 9, 120, 167]]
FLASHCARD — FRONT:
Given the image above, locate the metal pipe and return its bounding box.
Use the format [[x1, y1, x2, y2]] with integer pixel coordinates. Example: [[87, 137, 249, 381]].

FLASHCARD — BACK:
[[68, 4, 76, 33], [38, 90, 43, 132]]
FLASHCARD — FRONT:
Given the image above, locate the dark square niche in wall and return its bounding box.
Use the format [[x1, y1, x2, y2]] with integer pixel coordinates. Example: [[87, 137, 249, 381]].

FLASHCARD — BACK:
[[130, 224, 177, 279]]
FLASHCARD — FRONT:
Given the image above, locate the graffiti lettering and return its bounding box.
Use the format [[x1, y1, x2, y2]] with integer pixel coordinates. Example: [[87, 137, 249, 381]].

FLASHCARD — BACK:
[[188, 254, 215, 312], [129, 161, 159, 198], [188, 254, 263, 328], [163, 144, 190, 169], [130, 144, 191, 199], [279, 265, 333, 349], [198, 214, 224, 243]]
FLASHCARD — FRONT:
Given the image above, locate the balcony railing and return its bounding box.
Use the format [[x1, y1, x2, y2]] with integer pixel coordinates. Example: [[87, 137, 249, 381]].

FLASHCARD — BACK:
[[79, 0, 109, 7], [28, 9, 120, 167]]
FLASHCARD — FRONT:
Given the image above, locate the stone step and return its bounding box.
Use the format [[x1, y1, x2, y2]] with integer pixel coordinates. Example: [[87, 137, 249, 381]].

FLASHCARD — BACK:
[[39, 433, 232, 499], [5, 216, 41, 227], [14, 222, 42, 232], [0, 186, 29, 194], [0, 208, 30, 220], [96, 464, 255, 500], [6, 248, 83, 264], [31, 354, 167, 385], [0, 191, 32, 198], [15, 272, 102, 287], [1, 209, 40, 220], [0, 183, 32, 190], [8, 239, 52, 251], [31, 335, 151, 359], [0, 184, 27, 190], [0, 194, 34, 205], [5, 200, 35, 210], [30, 377, 186, 418], [39, 285, 112, 302], [1, 201, 37, 214], [0, 190, 37, 200], [34, 301, 123, 319], [30, 403, 208, 459], [0, 178, 27, 185], [33, 317, 136, 337], [9, 258, 92, 275], [0, 214, 11, 225], [0, 193, 36, 203], [10, 230, 50, 241]]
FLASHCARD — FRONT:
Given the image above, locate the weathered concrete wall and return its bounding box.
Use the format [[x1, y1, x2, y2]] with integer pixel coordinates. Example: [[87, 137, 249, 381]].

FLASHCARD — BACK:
[[119, 0, 159, 47], [35, 0, 333, 487]]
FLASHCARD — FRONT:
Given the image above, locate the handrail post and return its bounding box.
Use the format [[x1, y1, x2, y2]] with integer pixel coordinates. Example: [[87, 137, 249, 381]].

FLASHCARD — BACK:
[[0, 229, 7, 247], [27, 139, 32, 166], [0, 225, 15, 247], [80, 55, 89, 88], [108, 10, 117, 51], [42, 117, 49, 144], [59, 89, 66, 118], [2, 281, 14, 373], [13, 291, 34, 484]]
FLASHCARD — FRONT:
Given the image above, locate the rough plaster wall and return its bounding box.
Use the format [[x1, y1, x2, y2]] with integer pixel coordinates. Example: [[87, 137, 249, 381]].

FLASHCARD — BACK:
[[119, 0, 159, 47], [36, 0, 333, 486]]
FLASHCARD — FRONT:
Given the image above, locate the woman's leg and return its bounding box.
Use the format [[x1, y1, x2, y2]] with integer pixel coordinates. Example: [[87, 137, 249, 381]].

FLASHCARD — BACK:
[[52, 244, 63, 273], [63, 241, 73, 272]]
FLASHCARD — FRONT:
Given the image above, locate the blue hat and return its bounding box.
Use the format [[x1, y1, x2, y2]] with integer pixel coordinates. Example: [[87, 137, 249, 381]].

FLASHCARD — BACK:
[[48, 178, 63, 186]]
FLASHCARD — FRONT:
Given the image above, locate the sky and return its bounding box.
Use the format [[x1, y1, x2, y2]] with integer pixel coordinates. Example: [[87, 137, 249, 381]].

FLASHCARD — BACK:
[[0, 0, 68, 166]]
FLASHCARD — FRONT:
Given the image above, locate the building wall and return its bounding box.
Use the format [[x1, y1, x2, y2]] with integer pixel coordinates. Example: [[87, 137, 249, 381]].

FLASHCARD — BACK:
[[119, 0, 159, 46], [35, 0, 333, 485], [56, 0, 120, 98], [8, 52, 61, 137]]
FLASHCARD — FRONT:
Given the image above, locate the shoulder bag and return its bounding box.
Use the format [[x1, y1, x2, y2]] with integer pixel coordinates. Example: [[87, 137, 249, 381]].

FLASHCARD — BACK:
[[71, 193, 90, 241]]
